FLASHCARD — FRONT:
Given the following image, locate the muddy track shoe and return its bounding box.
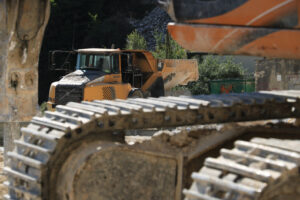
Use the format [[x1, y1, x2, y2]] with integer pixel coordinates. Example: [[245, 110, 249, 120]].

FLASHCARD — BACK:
[[4, 91, 300, 200], [184, 138, 300, 200]]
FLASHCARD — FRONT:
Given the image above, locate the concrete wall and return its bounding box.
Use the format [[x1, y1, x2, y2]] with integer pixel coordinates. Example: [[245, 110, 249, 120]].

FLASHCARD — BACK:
[[256, 58, 300, 91]]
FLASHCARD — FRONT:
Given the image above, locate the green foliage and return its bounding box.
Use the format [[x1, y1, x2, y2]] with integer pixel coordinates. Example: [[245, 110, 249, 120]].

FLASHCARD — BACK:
[[152, 31, 187, 59], [187, 55, 245, 95], [125, 30, 147, 50], [40, 102, 48, 113], [50, 0, 57, 6], [199, 55, 244, 81], [88, 12, 98, 22], [125, 30, 187, 59]]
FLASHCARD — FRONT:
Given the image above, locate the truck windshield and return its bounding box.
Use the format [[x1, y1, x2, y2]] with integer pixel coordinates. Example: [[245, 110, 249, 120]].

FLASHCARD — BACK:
[[77, 53, 119, 73]]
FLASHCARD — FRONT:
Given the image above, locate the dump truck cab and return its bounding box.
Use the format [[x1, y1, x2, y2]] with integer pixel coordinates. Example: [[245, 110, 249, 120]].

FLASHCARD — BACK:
[[47, 48, 163, 110], [77, 49, 121, 78]]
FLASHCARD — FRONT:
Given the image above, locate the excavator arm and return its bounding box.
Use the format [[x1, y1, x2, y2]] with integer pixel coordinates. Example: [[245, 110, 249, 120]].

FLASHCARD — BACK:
[[160, 0, 300, 59], [159, 1, 300, 200]]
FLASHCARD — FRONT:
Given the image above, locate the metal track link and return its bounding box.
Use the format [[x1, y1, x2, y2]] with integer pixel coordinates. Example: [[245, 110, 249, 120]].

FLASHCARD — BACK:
[[185, 138, 300, 200], [4, 91, 300, 199]]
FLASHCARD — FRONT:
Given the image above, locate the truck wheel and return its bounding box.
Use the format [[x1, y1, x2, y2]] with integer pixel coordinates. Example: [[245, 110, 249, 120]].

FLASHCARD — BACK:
[[128, 89, 144, 98]]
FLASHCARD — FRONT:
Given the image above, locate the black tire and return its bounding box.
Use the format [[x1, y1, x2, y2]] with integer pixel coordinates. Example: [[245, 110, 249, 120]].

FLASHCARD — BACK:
[[128, 89, 144, 98]]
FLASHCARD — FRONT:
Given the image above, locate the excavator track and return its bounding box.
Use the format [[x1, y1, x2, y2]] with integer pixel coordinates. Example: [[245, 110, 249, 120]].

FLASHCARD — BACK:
[[184, 138, 300, 200], [4, 91, 300, 200]]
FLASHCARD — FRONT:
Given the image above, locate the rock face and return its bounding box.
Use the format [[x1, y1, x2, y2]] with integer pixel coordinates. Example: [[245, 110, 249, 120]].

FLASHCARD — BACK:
[[0, 0, 50, 153], [130, 7, 172, 50]]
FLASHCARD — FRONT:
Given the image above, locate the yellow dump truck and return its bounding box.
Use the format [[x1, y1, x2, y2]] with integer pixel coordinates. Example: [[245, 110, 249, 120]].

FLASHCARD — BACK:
[[47, 48, 198, 110]]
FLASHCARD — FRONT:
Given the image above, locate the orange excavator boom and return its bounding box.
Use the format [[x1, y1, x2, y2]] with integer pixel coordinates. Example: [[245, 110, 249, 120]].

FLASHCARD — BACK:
[[160, 0, 300, 59]]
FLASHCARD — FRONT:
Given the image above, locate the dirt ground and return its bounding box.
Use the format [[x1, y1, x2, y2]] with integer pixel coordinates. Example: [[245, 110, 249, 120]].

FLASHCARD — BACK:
[[0, 148, 7, 200]]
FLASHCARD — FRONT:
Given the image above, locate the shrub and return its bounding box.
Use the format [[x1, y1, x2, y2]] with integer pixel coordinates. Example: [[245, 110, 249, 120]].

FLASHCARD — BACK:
[[40, 102, 48, 113], [187, 55, 245, 95], [125, 30, 147, 50], [125, 30, 186, 59], [152, 31, 187, 59]]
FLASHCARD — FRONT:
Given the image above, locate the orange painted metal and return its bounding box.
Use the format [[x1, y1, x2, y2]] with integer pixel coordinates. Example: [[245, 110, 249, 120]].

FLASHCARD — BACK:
[[187, 0, 297, 28], [160, 59, 199, 90], [141, 72, 162, 92], [103, 74, 122, 83], [167, 0, 300, 59], [84, 83, 131, 101], [168, 23, 300, 59], [238, 30, 300, 59], [124, 50, 158, 73]]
